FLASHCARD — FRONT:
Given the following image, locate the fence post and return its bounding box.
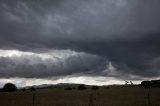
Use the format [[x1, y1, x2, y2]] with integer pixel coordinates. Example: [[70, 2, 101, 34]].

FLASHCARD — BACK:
[[89, 94, 94, 106], [33, 93, 35, 106], [147, 89, 152, 106]]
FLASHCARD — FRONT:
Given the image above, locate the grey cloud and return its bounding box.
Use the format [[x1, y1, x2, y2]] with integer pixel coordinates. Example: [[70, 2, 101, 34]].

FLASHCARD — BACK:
[[0, 0, 160, 49], [0, 52, 106, 78], [0, 0, 160, 78]]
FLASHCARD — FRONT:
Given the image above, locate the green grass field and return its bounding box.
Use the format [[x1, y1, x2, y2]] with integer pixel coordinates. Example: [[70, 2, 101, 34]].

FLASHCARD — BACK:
[[0, 86, 160, 106]]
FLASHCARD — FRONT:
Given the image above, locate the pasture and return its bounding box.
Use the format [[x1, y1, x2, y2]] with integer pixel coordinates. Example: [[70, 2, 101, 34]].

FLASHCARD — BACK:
[[0, 86, 160, 106]]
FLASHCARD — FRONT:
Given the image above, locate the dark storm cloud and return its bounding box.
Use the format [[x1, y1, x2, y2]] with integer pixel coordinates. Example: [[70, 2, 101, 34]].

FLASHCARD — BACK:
[[0, 52, 106, 78], [0, 0, 160, 78]]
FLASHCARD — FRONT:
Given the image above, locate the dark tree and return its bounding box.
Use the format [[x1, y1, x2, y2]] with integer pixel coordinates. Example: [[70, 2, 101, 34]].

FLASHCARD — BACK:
[[22, 88, 26, 92], [140, 81, 151, 88], [2, 83, 17, 92], [30, 87, 36, 91], [78, 84, 87, 90], [104, 86, 110, 89], [64, 87, 72, 90], [0, 88, 3, 92], [91, 86, 99, 90]]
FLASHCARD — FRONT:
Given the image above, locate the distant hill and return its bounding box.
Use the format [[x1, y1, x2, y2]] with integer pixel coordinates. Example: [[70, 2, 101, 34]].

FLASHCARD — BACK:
[[19, 83, 87, 90]]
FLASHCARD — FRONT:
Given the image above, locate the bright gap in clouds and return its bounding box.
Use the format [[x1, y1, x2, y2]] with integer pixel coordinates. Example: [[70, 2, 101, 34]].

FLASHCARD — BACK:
[[0, 76, 142, 88], [0, 49, 77, 59]]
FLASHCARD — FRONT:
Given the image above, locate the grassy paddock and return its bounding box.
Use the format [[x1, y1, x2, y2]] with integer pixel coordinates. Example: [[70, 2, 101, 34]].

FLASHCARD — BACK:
[[0, 86, 160, 106]]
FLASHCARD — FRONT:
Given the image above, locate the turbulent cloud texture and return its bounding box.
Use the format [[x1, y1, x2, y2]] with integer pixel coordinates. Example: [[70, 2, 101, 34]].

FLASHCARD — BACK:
[[0, 0, 160, 80], [0, 50, 106, 78]]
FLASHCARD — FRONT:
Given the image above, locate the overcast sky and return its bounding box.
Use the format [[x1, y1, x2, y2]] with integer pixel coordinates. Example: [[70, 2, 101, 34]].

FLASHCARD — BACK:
[[0, 0, 160, 87]]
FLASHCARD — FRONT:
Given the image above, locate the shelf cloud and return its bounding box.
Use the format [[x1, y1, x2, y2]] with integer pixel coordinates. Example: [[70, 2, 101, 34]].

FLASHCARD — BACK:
[[0, 0, 160, 84]]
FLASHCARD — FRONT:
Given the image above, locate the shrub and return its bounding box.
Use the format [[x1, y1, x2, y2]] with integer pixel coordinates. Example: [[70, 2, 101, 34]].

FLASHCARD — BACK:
[[92, 86, 99, 90], [0, 89, 3, 92], [64, 87, 72, 90], [22, 88, 26, 92], [104, 86, 110, 89], [78, 84, 87, 90], [2, 83, 17, 92], [30, 87, 36, 91]]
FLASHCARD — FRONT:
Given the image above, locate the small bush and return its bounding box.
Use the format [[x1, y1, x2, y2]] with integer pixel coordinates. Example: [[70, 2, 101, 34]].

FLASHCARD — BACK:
[[30, 87, 36, 91], [92, 86, 99, 90], [64, 87, 72, 90], [78, 84, 87, 90], [0, 89, 3, 92], [104, 86, 110, 89], [2, 83, 17, 92], [22, 88, 26, 92], [72, 87, 76, 90]]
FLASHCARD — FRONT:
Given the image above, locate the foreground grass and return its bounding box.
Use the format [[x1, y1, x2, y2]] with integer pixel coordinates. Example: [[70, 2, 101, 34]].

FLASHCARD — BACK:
[[0, 86, 160, 106]]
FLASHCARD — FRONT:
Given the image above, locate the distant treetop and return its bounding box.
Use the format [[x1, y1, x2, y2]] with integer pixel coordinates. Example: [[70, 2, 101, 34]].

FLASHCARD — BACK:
[[2, 83, 17, 92]]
